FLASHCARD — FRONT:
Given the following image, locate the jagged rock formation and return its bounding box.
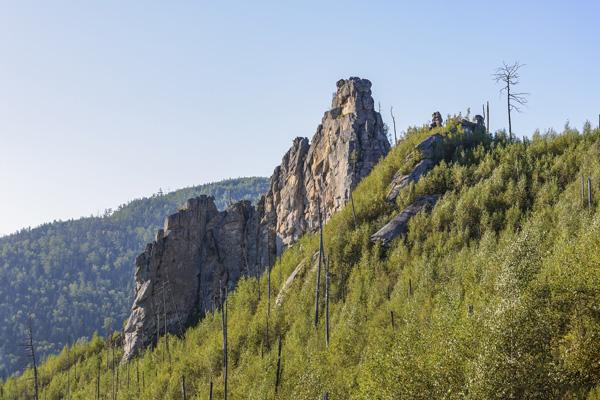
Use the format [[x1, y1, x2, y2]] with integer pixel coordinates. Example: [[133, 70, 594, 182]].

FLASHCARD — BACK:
[[122, 196, 273, 360], [370, 195, 440, 245], [430, 111, 443, 129], [122, 77, 390, 361], [264, 77, 390, 249]]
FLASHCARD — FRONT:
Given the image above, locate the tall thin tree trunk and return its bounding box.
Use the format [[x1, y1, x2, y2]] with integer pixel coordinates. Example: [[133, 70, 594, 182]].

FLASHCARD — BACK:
[[486, 101, 490, 134], [26, 323, 39, 400], [275, 335, 282, 394], [209, 380, 213, 400], [96, 357, 101, 400], [66, 343, 70, 400], [221, 288, 228, 400], [325, 256, 330, 348], [163, 284, 171, 365], [112, 344, 116, 400], [314, 197, 324, 328], [582, 176, 585, 206], [181, 375, 187, 400], [507, 83, 512, 140], [390, 106, 398, 145], [588, 177, 593, 208]]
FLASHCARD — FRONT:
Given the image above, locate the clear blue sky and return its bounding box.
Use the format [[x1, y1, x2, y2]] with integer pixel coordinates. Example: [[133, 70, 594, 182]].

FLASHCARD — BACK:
[[1, 0, 598, 236]]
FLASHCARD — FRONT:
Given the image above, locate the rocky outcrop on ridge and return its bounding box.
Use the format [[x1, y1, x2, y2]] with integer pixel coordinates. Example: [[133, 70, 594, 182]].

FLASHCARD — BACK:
[[370, 195, 440, 245], [386, 133, 443, 203], [122, 77, 390, 361], [264, 77, 390, 249], [122, 196, 274, 360]]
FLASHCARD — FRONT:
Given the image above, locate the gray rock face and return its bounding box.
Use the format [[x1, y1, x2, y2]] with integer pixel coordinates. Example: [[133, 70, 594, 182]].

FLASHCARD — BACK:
[[122, 196, 274, 361], [386, 159, 434, 203], [416, 133, 443, 159], [265, 77, 390, 248], [122, 77, 389, 361], [386, 134, 443, 203], [370, 195, 440, 246]]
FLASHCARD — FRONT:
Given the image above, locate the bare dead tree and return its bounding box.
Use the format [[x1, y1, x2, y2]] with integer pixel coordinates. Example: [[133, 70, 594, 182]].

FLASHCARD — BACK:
[[181, 375, 187, 400], [96, 356, 101, 400], [275, 335, 283, 394], [390, 106, 398, 145], [493, 61, 529, 141], [486, 101, 490, 134], [66, 341, 71, 400], [24, 321, 39, 400], [314, 197, 324, 328], [349, 151, 358, 228], [588, 177, 593, 209], [221, 287, 228, 400], [325, 256, 330, 348]]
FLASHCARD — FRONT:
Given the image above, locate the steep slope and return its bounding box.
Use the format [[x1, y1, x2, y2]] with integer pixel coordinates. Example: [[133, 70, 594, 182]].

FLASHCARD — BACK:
[[122, 77, 390, 360], [4, 120, 600, 399], [0, 177, 268, 377]]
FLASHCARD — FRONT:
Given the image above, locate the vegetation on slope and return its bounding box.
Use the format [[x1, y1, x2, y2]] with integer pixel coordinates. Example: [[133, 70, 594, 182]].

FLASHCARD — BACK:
[[3, 120, 600, 399], [0, 177, 268, 377]]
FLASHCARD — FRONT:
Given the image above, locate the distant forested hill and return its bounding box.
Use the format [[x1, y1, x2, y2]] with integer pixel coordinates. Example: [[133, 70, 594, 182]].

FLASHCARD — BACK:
[[0, 177, 268, 377]]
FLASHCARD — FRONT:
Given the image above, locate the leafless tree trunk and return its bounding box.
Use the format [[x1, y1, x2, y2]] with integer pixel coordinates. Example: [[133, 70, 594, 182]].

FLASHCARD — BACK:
[[209, 380, 213, 400], [493, 62, 528, 141], [221, 287, 228, 400], [66, 342, 71, 400], [96, 356, 101, 400], [275, 335, 283, 394], [315, 197, 324, 328], [24, 321, 39, 400], [588, 177, 593, 209], [486, 101, 490, 134], [181, 375, 187, 400], [582, 176, 586, 206], [325, 256, 330, 348], [390, 106, 398, 145]]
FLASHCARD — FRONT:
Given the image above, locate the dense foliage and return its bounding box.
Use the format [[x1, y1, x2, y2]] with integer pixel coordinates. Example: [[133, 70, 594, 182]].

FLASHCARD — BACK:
[[0, 177, 268, 377], [4, 121, 600, 399]]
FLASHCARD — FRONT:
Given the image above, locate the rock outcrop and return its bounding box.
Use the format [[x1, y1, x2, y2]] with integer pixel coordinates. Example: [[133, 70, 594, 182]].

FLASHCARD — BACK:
[[386, 159, 434, 203], [122, 77, 390, 361], [370, 195, 440, 245], [386, 134, 443, 203], [122, 196, 274, 360], [264, 77, 390, 249], [430, 111, 443, 129]]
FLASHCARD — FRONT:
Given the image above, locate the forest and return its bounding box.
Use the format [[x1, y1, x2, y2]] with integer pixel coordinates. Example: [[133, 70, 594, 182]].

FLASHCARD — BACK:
[[3, 119, 599, 399], [0, 177, 268, 377]]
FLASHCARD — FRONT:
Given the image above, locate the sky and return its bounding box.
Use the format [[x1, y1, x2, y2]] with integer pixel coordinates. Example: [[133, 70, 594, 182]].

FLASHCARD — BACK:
[[0, 0, 598, 236]]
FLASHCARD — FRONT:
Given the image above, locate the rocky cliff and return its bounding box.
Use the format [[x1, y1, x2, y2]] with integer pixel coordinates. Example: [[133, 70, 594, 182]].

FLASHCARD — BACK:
[[264, 77, 390, 249], [122, 77, 389, 361]]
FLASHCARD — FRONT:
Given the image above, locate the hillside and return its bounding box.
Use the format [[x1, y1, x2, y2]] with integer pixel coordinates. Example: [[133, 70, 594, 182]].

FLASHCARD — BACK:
[[3, 121, 600, 399], [0, 177, 268, 377]]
